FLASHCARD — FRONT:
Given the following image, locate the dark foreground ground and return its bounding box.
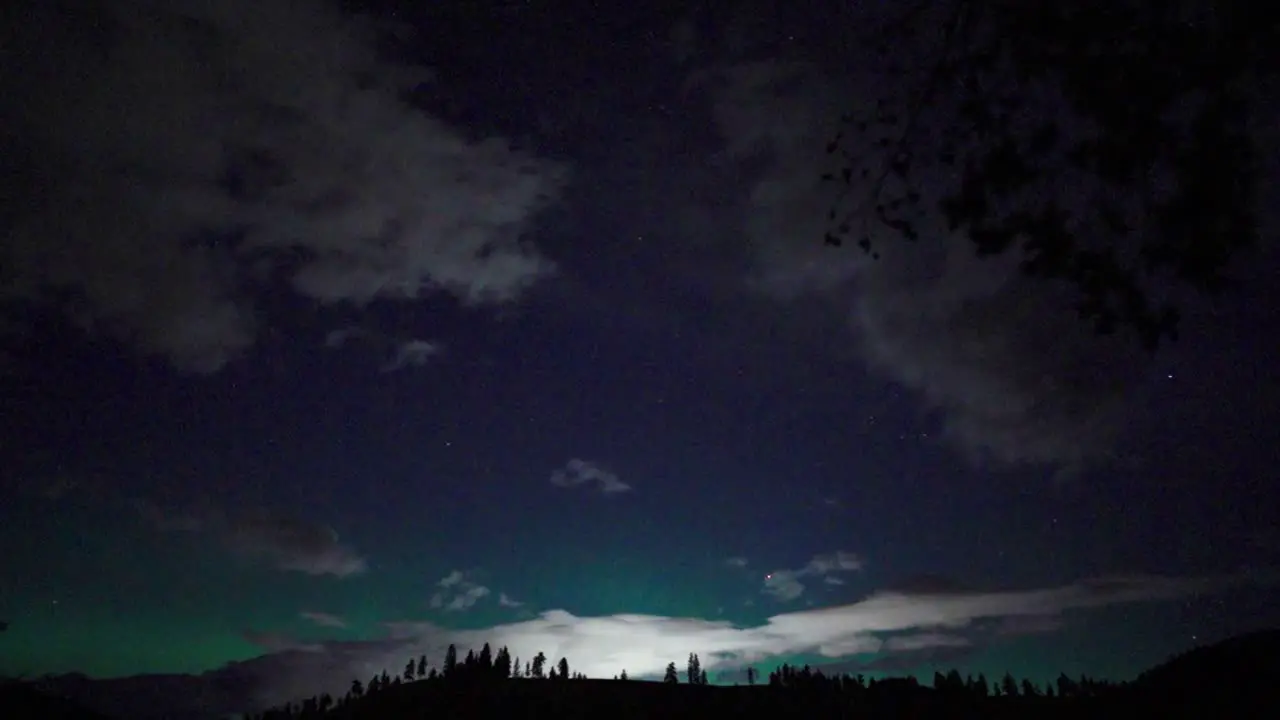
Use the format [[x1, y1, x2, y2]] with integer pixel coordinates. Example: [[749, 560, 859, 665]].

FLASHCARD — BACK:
[[316, 680, 1276, 720], [4, 678, 1276, 720]]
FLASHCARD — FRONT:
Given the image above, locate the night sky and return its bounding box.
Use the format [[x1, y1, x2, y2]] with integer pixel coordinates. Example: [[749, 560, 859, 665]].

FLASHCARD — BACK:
[[1, 0, 1277, 711]]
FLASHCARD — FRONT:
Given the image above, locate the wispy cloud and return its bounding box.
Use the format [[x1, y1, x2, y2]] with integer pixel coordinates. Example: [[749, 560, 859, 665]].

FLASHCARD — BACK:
[[242, 631, 324, 654], [135, 500, 367, 578], [499, 593, 525, 609], [1, 0, 566, 372], [764, 551, 864, 601], [324, 326, 442, 373], [549, 459, 631, 494], [299, 612, 348, 629], [429, 571, 491, 612], [726, 556, 749, 568]]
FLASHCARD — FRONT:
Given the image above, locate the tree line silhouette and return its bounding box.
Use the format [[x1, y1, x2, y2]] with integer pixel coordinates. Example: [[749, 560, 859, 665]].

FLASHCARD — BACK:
[[247, 641, 1120, 719]]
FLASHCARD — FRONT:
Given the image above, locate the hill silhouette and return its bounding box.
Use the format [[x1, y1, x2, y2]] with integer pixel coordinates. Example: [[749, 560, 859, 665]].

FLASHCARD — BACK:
[[0, 682, 111, 720], [1129, 629, 1280, 710]]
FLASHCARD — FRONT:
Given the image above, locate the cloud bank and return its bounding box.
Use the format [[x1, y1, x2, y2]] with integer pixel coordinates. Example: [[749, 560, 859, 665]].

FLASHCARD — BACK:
[[137, 571, 1251, 714], [705, 59, 1146, 476], [0, 0, 566, 372], [550, 459, 631, 494]]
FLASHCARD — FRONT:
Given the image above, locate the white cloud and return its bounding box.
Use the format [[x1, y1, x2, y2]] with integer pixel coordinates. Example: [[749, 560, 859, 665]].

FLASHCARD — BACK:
[[1, 0, 566, 372], [763, 551, 864, 601], [499, 593, 525, 609], [549, 459, 631, 494], [429, 571, 491, 612], [299, 612, 348, 629], [726, 557, 749, 568], [217, 572, 1253, 711], [135, 500, 366, 578]]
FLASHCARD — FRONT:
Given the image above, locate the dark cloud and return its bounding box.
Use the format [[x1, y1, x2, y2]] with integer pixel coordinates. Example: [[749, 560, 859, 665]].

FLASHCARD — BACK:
[[704, 59, 1150, 476], [322, 325, 442, 372], [222, 509, 368, 578], [135, 500, 367, 577], [379, 339, 441, 373], [990, 614, 1066, 637], [323, 326, 367, 349], [0, 0, 566, 373], [838, 641, 977, 674]]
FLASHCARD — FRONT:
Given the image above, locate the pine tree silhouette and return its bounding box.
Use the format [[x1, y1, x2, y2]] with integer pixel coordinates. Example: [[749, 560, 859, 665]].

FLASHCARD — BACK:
[[495, 645, 512, 678], [444, 644, 458, 678]]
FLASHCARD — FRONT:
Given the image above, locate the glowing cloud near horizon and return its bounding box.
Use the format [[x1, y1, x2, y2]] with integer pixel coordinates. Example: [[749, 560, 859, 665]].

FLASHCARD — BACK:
[[241, 571, 1259, 707]]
